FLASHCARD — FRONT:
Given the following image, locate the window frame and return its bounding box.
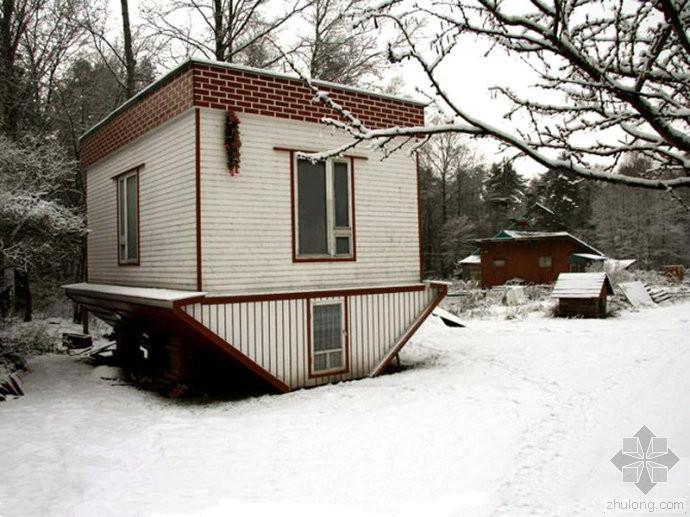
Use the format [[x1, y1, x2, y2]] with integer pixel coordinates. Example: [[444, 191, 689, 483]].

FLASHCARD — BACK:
[[493, 258, 506, 268], [115, 167, 141, 266], [292, 155, 356, 262], [539, 255, 552, 268], [308, 298, 349, 377]]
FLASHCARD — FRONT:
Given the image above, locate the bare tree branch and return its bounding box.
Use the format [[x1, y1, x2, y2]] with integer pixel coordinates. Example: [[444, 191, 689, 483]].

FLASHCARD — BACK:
[[281, 0, 690, 191]]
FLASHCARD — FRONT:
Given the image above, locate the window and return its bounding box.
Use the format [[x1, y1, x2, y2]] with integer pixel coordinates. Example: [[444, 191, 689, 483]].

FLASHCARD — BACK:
[[311, 300, 346, 374], [493, 258, 506, 268], [539, 255, 552, 268], [116, 168, 139, 264], [296, 158, 353, 259]]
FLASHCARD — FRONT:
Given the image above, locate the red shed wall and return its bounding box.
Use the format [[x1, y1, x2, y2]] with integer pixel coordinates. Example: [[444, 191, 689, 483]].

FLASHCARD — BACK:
[[480, 238, 589, 288]]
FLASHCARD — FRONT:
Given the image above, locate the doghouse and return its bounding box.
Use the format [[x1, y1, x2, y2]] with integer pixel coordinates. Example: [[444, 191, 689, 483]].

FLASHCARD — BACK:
[[552, 272, 613, 318]]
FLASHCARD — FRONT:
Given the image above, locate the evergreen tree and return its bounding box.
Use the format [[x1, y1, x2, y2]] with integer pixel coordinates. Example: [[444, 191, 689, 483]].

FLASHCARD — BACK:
[[482, 160, 527, 233], [527, 167, 592, 233]]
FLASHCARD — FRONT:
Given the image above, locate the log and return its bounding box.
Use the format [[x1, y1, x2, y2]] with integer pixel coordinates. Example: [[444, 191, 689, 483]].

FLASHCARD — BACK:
[[62, 332, 93, 350], [8, 373, 23, 396]]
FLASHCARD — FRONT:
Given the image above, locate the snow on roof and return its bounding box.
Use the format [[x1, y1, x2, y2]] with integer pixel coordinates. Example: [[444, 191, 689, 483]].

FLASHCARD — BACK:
[[432, 307, 466, 327], [534, 202, 555, 215], [572, 253, 607, 261], [63, 283, 205, 308], [459, 254, 481, 264], [503, 230, 569, 239], [551, 273, 613, 299], [478, 230, 606, 257], [605, 259, 636, 273]]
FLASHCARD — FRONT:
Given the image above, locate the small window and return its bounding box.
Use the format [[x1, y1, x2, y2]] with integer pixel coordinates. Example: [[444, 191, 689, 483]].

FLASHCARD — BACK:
[[311, 300, 346, 374], [539, 256, 552, 268], [493, 258, 506, 268], [296, 158, 353, 259], [116, 168, 139, 264]]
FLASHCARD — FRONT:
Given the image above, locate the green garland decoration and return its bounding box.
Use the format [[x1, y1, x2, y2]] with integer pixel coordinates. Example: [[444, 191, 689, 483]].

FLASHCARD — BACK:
[[225, 111, 241, 175]]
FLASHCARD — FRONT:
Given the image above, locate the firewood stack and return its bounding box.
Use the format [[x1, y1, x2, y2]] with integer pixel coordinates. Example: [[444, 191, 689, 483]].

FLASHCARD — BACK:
[[0, 371, 24, 401]]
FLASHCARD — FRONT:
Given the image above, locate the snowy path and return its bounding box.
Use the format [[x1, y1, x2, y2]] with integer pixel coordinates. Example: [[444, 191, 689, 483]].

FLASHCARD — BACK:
[[1, 303, 689, 516]]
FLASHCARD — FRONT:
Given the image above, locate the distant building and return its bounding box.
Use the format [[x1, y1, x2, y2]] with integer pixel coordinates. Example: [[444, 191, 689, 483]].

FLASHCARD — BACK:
[[475, 230, 607, 288], [458, 253, 481, 281]]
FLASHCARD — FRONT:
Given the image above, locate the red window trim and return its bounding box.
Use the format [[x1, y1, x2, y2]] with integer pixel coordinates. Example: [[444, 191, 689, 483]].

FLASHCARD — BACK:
[[195, 108, 202, 290], [416, 151, 423, 282], [279, 147, 360, 263], [307, 296, 350, 378], [114, 165, 142, 266], [273, 146, 368, 161]]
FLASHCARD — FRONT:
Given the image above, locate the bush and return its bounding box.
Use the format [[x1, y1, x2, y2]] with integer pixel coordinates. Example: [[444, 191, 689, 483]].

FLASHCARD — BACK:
[[0, 319, 59, 375]]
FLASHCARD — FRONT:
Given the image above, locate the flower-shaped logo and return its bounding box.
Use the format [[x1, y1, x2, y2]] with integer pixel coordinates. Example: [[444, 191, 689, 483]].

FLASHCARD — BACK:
[[611, 426, 680, 494]]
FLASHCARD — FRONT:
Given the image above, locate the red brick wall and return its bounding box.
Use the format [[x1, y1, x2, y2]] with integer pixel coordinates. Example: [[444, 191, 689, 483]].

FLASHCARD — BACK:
[[80, 68, 194, 168], [80, 61, 425, 168], [191, 64, 424, 129]]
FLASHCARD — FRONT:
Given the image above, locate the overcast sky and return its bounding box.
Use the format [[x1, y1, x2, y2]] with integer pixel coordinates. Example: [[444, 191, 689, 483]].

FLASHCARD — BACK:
[[108, 0, 542, 177]]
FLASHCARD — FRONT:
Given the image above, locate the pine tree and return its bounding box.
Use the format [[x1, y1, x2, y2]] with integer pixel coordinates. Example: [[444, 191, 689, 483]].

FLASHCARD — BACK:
[[528, 167, 592, 233], [483, 160, 527, 233]]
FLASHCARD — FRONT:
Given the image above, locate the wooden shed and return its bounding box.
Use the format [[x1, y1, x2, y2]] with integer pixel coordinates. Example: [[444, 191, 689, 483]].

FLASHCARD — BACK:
[[475, 230, 607, 288], [458, 253, 481, 281], [551, 272, 614, 318], [63, 59, 446, 394]]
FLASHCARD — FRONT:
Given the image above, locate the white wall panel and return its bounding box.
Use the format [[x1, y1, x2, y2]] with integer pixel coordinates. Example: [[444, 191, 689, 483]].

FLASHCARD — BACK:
[[182, 284, 440, 390], [86, 110, 197, 289], [199, 109, 420, 293]]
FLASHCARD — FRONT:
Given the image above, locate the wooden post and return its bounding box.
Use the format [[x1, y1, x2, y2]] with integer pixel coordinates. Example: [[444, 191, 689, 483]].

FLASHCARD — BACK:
[[82, 308, 90, 335]]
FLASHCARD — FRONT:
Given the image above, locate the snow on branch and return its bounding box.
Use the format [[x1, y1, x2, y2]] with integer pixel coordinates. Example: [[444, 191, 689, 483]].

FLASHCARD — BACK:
[[0, 136, 86, 271], [286, 0, 690, 191]]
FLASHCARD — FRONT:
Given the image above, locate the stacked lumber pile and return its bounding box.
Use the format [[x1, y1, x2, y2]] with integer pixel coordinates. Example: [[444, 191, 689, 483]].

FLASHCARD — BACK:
[[0, 371, 23, 401]]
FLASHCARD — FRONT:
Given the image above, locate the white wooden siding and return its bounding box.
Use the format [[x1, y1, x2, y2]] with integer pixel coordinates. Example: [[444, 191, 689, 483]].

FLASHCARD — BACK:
[[86, 110, 197, 289], [199, 109, 420, 293], [182, 285, 436, 389]]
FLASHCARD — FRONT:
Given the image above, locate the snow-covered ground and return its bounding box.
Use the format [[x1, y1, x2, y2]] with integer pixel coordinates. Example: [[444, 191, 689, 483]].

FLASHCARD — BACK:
[[1, 303, 689, 516]]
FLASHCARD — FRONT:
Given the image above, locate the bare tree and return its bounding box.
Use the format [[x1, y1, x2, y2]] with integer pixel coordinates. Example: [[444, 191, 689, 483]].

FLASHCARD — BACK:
[[0, 0, 88, 137], [421, 129, 472, 227], [592, 155, 690, 267], [142, 0, 310, 66], [297, 0, 383, 85], [0, 0, 27, 138], [120, 0, 136, 97], [79, 0, 159, 100], [291, 1, 690, 192]]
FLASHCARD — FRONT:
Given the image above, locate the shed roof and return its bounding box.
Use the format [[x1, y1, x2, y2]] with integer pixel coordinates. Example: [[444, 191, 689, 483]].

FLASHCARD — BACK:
[[459, 254, 481, 265], [551, 273, 613, 299], [572, 252, 607, 261], [476, 230, 605, 257]]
